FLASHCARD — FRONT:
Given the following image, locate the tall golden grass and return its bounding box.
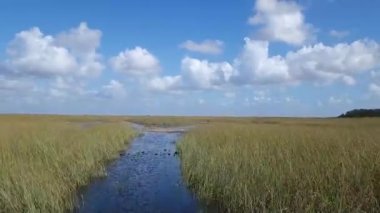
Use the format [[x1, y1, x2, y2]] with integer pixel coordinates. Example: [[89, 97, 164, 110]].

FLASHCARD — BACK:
[[0, 115, 135, 212], [178, 118, 380, 212]]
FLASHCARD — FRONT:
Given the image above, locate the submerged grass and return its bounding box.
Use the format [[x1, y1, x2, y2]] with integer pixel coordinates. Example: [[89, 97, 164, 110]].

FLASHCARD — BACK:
[[178, 118, 380, 212], [0, 116, 135, 212]]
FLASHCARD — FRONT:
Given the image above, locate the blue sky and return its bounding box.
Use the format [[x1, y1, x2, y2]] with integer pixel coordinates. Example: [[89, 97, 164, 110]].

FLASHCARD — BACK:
[[0, 0, 379, 116]]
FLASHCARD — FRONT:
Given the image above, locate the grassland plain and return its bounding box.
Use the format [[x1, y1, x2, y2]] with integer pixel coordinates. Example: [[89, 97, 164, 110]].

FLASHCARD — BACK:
[[0, 115, 136, 213], [178, 118, 380, 212]]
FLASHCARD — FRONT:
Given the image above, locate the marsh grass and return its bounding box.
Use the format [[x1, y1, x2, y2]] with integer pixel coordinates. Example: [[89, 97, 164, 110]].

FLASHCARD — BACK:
[[178, 118, 380, 212], [125, 116, 211, 127], [0, 116, 135, 212]]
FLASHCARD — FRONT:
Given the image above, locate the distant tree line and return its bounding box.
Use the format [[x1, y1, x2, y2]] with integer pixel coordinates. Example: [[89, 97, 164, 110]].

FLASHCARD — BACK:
[[338, 109, 380, 118]]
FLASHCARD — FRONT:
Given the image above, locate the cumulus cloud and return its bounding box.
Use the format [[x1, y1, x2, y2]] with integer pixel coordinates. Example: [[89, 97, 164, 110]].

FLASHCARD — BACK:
[[48, 77, 94, 99], [55, 22, 104, 77], [0, 22, 110, 107], [148, 38, 380, 92], [147, 1, 378, 92], [329, 30, 350, 39], [179, 40, 224, 55], [233, 38, 291, 84], [181, 57, 235, 89], [98, 80, 127, 99], [146, 57, 235, 91], [109, 47, 160, 77], [286, 39, 380, 84], [56, 22, 101, 55], [2, 15, 377, 112], [248, 0, 314, 45], [147, 75, 182, 92], [233, 38, 380, 86], [4, 22, 103, 78], [5, 28, 77, 77], [47, 78, 127, 100]]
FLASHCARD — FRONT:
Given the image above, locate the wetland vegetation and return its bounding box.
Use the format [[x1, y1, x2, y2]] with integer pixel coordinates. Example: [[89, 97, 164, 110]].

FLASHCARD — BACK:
[[0, 115, 135, 212], [178, 118, 380, 212], [1, 115, 380, 212]]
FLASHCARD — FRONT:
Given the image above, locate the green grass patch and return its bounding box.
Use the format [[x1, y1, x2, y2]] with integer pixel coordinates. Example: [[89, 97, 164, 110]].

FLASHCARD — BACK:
[[178, 118, 380, 212], [0, 115, 136, 212]]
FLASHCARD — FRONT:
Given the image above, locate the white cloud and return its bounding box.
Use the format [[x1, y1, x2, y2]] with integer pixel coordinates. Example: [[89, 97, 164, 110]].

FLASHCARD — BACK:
[[286, 40, 380, 85], [248, 0, 314, 45], [4, 22, 103, 78], [6, 28, 77, 77], [56, 22, 101, 55], [181, 57, 235, 89], [99, 80, 127, 99], [48, 78, 126, 100], [0, 23, 105, 105], [147, 57, 235, 91], [233, 38, 291, 84], [232, 38, 380, 86], [179, 40, 224, 55], [109, 47, 160, 77], [3, 18, 377, 113], [329, 30, 350, 39], [147, 75, 182, 92], [48, 77, 93, 99], [148, 38, 380, 92], [56, 22, 104, 77]]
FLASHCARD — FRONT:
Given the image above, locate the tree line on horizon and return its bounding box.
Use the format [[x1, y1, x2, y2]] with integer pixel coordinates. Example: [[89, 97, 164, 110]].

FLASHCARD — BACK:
[[339, 109, 380, 118]]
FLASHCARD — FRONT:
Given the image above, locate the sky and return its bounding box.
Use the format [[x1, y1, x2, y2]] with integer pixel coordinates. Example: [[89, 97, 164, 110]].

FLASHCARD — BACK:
[[0, 0, 380, 116]]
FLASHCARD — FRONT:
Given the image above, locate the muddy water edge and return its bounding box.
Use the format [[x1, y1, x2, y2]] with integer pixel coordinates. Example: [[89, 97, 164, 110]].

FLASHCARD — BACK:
[[75, 125, 201, 213]]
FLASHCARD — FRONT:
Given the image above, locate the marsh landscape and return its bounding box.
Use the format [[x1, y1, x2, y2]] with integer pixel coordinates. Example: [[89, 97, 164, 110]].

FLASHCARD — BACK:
[[1, 0, 380, 212], [1, 115, 380, 212]]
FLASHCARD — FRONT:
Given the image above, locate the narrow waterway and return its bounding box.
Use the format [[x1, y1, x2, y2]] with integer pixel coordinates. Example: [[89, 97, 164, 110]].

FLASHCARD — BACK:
[[76, 128, 200, 213]]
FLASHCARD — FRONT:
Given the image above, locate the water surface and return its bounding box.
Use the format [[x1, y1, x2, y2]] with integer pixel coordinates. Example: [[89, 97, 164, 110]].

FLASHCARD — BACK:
[[76, 130, 200, 213]]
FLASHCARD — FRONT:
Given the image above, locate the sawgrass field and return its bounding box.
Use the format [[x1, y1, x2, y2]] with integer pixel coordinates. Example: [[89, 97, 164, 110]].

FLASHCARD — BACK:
[[1, 115, 380, 212], [0, 115, 135, 212], [178, 118, 380, 212]]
